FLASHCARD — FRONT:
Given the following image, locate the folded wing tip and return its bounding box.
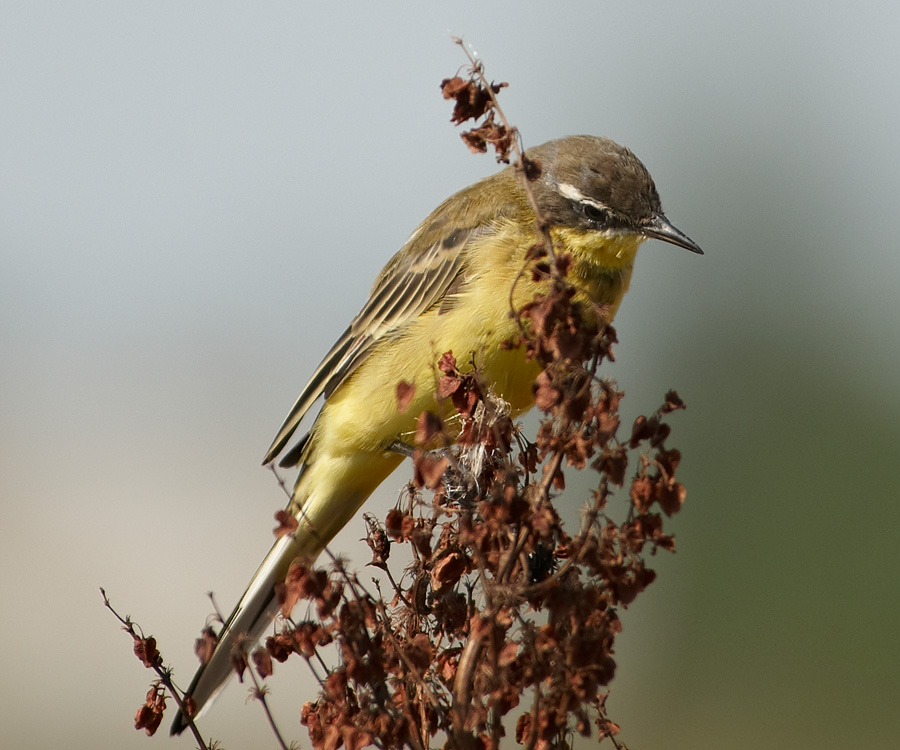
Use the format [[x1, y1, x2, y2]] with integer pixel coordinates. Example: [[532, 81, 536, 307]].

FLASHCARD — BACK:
[[169, 710, 189, 736]]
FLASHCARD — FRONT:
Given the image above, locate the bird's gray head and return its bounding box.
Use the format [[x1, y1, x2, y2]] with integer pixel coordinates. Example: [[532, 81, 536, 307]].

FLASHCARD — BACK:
[[527, 135, 702, 254]]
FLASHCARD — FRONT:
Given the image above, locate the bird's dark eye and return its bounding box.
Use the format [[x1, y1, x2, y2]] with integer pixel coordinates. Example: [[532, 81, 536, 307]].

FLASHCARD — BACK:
[[581, 202, 608, 224]]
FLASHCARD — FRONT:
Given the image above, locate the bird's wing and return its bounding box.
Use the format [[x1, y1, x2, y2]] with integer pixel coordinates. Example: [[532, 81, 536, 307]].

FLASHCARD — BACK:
[[262, 221, 490, 465]]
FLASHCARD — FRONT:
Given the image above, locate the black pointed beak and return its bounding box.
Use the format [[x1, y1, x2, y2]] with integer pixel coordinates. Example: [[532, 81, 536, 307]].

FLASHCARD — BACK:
[[642, 213, 703, 254]]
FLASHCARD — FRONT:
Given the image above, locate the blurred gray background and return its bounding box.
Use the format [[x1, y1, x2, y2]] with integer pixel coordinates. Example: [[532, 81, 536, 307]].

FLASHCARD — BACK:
[[3, 2, 898, 748]]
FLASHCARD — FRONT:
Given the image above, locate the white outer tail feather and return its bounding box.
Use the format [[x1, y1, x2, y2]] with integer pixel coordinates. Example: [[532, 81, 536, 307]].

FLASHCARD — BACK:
[[170, 527, 319, 734]]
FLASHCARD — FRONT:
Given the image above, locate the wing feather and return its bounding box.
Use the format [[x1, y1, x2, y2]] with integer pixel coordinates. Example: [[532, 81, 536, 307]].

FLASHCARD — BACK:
[[262, 225, 487, 465]]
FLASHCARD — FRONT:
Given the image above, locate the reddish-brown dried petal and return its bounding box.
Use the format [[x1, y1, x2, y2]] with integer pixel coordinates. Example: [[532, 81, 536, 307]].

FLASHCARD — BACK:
[[275, 580, 299, 620], [533, 371, 562, 411], [630, 476, 654, 514], [400, 514, 417, 539], [230, 650, 248, 683], [134, 702, 163, 736], [515, 713, 532, 744], [661, 389, 686, 413], [273, 509, 299, 539], [406, 632, 434, 673], [181, 695, 196, 720], [412, 529, 433, 560], [252, 646, 273, 678], [437, 351, 458, 374], [414, 452, 450, 490], [650, 422, 671, 447], [133, 636, 161, 669], [440, 76, 469, 100], [430, 551, 469, 590], [385, 508, 405, 540], [324, 670, 347, 701], [656, 448, 682, 477], [594, 447, 627, 486], [415, 411, 444, 446], [366, 524, 391, 565], [266, 632, 294, 662], [658, 480, 687, 516], [437, 373, 461, 399], [194, 627, 217, 665], [628, 415, 655, 447], [396, 381, 415, 412], [440, 654, 458, 683]]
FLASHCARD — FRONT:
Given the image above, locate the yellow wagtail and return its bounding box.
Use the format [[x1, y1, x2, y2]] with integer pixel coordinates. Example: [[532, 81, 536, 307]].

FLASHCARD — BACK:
[[171, 134, 702, 733]]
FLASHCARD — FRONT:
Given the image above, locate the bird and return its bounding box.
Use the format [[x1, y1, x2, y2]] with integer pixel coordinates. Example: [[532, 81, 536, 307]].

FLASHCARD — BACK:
[[170, 134, 702, 734]]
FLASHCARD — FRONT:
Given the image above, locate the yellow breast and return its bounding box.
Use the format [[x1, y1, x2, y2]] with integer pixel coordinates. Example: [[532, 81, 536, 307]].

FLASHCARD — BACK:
[[309, 224, 644, 461]]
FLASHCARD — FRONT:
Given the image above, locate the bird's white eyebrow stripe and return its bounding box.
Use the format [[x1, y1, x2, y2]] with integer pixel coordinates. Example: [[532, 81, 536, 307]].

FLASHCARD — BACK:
[[557, 181, 608, 209]]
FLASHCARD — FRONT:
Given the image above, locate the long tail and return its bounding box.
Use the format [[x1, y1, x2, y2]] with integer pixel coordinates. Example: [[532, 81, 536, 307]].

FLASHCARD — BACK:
[[169, 526, 321, 735]]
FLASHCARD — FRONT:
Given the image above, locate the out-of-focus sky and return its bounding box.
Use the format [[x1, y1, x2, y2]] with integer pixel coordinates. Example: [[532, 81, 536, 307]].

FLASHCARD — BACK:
[[3, 2, 899, 748]]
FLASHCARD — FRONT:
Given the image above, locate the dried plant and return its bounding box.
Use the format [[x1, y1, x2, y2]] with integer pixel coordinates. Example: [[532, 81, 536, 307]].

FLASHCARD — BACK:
[[106, 39, 689, 750], [277, 301, 686, 750]]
